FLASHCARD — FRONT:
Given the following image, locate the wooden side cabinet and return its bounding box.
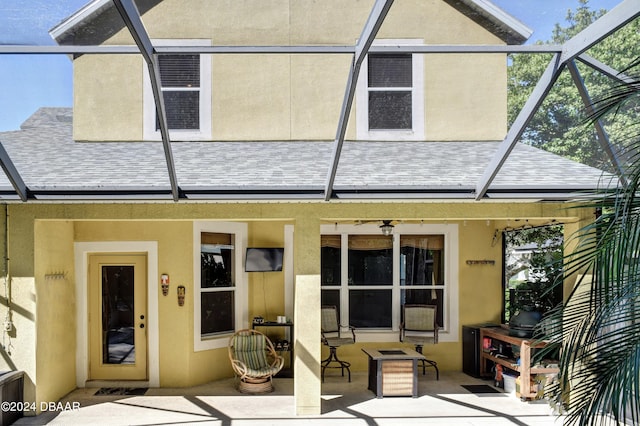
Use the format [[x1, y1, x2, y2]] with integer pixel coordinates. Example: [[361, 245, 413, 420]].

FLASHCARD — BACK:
[[479, 327, 559, 400]]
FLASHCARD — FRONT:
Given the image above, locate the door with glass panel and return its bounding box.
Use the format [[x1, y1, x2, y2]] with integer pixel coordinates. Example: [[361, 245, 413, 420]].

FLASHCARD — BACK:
[[88, 254, 147, 380]]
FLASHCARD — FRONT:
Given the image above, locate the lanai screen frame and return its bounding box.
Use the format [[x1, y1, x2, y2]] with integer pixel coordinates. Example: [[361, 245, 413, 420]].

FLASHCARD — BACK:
[[0, 0, 638, 202]]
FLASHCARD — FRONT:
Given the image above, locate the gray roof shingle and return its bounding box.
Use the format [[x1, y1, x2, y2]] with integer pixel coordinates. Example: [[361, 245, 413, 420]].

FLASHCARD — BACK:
[[0, 108, 612, 200]]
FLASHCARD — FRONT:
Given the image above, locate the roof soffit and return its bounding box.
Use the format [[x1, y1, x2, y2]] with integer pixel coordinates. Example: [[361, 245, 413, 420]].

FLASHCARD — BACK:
[[50, 0, 161, 45]]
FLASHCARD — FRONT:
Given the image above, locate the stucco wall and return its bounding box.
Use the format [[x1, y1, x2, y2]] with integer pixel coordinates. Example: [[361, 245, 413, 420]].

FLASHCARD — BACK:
[[34, 221, 76, 414], [73, 0, 508, 141], [0, 201, 592, 409]]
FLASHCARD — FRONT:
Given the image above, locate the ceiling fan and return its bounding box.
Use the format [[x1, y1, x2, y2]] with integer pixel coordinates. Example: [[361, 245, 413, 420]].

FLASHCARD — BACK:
[[332, 219, 398, 235]]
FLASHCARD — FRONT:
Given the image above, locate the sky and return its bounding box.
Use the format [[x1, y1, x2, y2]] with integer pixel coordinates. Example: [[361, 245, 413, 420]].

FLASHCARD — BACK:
[[0, 0, 627, 131]]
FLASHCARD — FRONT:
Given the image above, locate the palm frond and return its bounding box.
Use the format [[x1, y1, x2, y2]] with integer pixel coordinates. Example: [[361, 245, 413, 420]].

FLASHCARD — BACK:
[[537, 58, 640, 425]]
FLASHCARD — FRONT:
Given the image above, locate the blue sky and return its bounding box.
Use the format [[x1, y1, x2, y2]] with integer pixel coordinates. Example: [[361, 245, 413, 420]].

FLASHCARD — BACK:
[[492, 0, 622, 43], [0, 0, 626, 131]]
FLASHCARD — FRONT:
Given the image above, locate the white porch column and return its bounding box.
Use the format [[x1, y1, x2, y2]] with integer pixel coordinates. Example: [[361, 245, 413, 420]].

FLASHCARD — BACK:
[[293, 216, 321, 415]]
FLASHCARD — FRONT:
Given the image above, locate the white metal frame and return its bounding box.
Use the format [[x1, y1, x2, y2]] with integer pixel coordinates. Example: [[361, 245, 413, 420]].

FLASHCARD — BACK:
[[0, 0, 638, 201]]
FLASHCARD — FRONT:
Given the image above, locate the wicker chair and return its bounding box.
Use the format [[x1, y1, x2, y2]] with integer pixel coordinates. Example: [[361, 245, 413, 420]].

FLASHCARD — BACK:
[[400, 304, 440, 380], [228, 329, 284, 393], [321, 305, 356, 382]]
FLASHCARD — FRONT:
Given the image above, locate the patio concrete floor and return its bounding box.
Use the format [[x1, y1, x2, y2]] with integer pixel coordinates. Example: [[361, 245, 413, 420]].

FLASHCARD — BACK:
[[14, 371, 564, 425]]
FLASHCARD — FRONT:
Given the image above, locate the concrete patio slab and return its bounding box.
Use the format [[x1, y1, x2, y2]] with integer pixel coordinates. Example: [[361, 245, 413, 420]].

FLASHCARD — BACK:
[[14, 372, 564, 425]]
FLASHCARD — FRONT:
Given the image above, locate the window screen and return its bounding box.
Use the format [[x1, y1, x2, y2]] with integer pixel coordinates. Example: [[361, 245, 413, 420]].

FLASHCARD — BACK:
[[368, 54, 412, 87], [158, 55, 200, 87], [367, 54, 413, 130], [157, 54, 200, 130]]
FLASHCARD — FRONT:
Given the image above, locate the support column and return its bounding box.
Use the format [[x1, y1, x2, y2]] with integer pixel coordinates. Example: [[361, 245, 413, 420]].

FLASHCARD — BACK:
[[562, 206, 596, 299], [293, 216, 321, 415]]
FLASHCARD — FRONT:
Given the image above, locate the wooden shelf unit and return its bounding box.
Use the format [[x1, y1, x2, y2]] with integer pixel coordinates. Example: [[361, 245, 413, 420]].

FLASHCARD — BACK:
[[479, 327, 559, 400]]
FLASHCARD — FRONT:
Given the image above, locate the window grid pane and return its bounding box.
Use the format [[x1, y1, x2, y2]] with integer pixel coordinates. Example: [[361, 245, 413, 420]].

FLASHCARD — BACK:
[[157, 54, 201, 130], [158, 91, 200, 130], [368, 54, 412, 87], [201, 233, 234, 288], [321, 240, 341, 286], [201, 291, 235, 335], [348, 235, 393, 285], [400, 235, 445, 286], [349, 289, 392, 328], [368, 91, 412, 130], [158, 54, 200, 87], [401, 289, 444, 328]]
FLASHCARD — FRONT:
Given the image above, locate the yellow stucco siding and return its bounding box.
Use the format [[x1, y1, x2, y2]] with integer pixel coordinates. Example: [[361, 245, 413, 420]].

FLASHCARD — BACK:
[[213, 55, 292, 141], [291, 55, 355, 140], [74, 221, 196, 386], [0, 201, 589, 404], [33, 221, 76, 414], [73, 0, 509, 141], [74, 54, 144, 141], [425, 54, 508, 140]]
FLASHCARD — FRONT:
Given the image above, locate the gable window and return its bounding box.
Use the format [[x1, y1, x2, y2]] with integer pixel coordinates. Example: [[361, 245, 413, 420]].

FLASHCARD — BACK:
[[320, 223, 458, 342], [144, 39, 212, 140], [356, 40, 424, 140], [368, 54, 413, 130], [157, 54, 200, 130], [194, 222, 247, 351]]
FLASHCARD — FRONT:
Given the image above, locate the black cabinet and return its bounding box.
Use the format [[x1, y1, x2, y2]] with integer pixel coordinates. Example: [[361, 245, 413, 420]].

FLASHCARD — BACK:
[[462, 324, 498, 378], [252, 321, 294, 377]]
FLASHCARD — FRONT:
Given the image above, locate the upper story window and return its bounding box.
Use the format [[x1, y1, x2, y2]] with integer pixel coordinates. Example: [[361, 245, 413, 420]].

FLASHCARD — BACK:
[[158, 54, 200, 130], [356, 40, 424, 141], [144, 40, 212, 141], [368, 54, 412, 130]]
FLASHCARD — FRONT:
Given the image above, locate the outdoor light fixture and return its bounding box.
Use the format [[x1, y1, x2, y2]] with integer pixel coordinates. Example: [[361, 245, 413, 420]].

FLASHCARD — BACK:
[[380, 220, 394, 236]]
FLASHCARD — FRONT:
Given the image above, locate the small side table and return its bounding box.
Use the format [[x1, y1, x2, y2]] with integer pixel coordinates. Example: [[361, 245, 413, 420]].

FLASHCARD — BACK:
[[361, 348, 426, 398], [252, 321, 294, 377]]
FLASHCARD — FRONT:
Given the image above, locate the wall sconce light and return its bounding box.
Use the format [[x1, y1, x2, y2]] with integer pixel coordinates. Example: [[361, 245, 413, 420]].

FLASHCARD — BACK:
[[380, 220, 394, 236], [161, 273, 170, 296], [177, 285, 186, 306]]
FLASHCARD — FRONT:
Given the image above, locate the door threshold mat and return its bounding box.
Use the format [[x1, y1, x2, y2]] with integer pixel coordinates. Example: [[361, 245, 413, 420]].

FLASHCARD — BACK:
[[461, 384, 501, 394], [95, 387, 148, 396]]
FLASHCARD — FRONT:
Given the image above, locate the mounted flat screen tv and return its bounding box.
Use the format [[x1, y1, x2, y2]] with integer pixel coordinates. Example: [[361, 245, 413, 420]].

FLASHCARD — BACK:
[[245, 247, 284, 272]]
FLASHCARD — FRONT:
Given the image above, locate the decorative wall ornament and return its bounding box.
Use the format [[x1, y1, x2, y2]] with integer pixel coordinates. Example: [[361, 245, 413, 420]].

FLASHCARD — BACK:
[[177, 285, 186, 306], [465, 260, 496, 265], [161, 273, 169, 296]]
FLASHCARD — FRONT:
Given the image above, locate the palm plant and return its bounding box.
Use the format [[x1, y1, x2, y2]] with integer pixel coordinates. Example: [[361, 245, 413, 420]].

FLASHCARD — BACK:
[[538, 58, 640, 425]]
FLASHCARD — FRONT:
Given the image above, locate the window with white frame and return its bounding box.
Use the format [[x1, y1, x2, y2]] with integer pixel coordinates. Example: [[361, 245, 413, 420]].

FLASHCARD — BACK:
[[194, 222, 247, 351], [356, 40, 424, 140], [144, 39, 212, 140], [320, 223, 458, 342]]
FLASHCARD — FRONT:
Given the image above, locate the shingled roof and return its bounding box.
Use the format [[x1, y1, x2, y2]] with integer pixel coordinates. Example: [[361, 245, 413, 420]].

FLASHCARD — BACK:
[[0, 108, 610, 201]]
